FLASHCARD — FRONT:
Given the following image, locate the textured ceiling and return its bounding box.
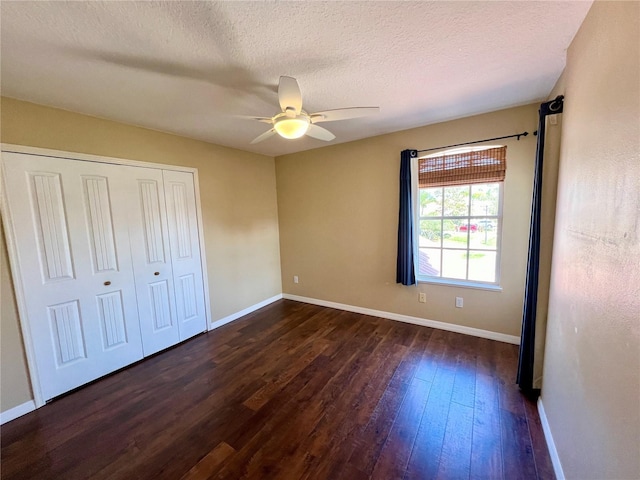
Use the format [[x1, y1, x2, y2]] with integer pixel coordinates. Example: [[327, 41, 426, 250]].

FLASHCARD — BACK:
[[0, 1, 593, 157]]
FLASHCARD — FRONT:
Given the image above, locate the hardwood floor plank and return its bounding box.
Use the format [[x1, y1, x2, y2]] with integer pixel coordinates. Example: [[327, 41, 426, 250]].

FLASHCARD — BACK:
[[1, 300, 554, 480], [475, 337, 498, 378], [210, 307, 332, 379], [403, 365, 456, 480], [451, 353, 477, 408], [436, 400, 474, 479], [242, 336, 330, 411], [222, 314, 368, 454], [370, 377, 432, 480], [301, 329, 415, 479], [95, 401, 257, 479], [276, 322, 400, 479], [223, 353, 332, 453], [346, 357, 418, 475], [215, 324, 372, 478], [180, 442, 236, 480], [470, 373, 503, 480], [414, 327, 446, 383], [313, 460, 369, 480], [242, 346, 376, 479], [500, 409, 539, 480]]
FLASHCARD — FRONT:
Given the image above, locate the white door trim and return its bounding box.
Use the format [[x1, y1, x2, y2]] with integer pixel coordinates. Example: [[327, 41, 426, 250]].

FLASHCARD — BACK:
[[0, 143, 197, 172], [1, 144, 213, 408], [0, 163, 45, 407], [191, 168, 213, 331]]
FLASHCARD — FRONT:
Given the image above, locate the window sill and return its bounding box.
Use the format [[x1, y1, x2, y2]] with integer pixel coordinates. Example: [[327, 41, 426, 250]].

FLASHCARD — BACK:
[[417, 277, 502, 292]]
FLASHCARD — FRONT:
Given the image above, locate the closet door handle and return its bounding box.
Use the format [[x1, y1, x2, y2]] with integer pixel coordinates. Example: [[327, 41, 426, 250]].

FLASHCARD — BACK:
[[104, 281, 111, 286], [154, 272, 160, 276]]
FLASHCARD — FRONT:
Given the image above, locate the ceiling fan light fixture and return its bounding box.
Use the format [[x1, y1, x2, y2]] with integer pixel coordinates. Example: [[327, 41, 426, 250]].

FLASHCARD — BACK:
[[245, 76, 379, 144], [273, 114, 310, 139]]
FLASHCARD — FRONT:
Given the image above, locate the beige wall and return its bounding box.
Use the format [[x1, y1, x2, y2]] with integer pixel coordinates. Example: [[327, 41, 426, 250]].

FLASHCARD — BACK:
[[0, 97, 282, 411], [541, 1, 640, 479], [0, 225, 33, 409], [277, 104, 538, 337]]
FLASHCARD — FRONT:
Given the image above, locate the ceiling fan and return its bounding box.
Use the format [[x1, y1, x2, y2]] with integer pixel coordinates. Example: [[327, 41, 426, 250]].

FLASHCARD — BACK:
[[245, 76, 379, 144]]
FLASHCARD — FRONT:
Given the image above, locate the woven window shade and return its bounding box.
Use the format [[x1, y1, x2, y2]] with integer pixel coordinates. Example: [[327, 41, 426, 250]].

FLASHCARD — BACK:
[[418, 146, 506, 188]]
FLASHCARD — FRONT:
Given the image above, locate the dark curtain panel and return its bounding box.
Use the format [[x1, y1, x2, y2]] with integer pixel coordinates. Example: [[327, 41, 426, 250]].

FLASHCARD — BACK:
[[396, 149, 418, 285], [517, 96, 564, 392]]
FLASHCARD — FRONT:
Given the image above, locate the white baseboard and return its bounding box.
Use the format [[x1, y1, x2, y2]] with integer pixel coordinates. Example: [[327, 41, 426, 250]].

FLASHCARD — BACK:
[[537, 397, 565, 480], [0, 400, 36, 425], [282, 294, 520, 345], [209, 294, 283, 331]]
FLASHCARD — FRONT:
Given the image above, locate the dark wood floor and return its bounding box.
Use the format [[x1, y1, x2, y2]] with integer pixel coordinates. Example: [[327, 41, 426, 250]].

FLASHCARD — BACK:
[[1, 300, 554, 480]]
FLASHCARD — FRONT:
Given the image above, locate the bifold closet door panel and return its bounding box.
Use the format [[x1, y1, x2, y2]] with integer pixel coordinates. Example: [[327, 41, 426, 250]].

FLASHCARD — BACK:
[[1, 153, 144, 401], [122, 166, 180, 356], [163, 170, 207, 340]]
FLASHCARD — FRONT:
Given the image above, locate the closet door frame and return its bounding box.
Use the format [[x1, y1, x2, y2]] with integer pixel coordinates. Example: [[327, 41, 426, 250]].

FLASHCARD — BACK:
[[1, 143, 212, 408]]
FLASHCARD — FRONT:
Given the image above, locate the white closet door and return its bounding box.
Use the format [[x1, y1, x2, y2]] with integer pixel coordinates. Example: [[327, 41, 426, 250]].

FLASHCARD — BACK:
[[122, 166, 180, 355], [163, 170, 207, 340], [1, 153, 144, 401]]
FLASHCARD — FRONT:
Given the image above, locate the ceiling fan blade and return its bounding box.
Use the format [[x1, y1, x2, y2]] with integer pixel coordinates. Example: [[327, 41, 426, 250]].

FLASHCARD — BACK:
[[278, 76, 302, 114], [306, 124, 336, 141], [310, 107, 380, 123], [236, 115, 274, 124], [250, 128, 276, 144]]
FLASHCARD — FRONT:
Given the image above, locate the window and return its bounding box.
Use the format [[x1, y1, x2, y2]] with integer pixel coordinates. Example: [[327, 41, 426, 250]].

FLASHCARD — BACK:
[[414, 146, 505, 288]]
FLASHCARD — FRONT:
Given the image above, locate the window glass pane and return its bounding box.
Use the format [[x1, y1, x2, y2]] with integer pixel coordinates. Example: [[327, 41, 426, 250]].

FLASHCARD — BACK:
[[419, 219, 442, 247], [467, 250, 497, 283], [470, 183, 500, 216], [443, 228, 467, 249], [415, 174, 502, 285], [419, 187, 442, 217], [470, 220, 498, 250], [455, 220, 478, 235], [443, 186, 469, 216], [441, 249, 467, 279], [418, 248, 441, 277]]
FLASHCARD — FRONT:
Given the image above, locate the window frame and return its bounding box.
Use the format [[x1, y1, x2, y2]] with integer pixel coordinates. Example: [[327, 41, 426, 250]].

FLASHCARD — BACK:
[[411, 152, 504, 290]]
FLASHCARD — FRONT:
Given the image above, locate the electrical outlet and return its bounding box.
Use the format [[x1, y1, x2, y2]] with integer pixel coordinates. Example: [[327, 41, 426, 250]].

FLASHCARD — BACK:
[[419, 292, 426, 303], [293, 275, 299, 284], [455, 297, 463, 308]]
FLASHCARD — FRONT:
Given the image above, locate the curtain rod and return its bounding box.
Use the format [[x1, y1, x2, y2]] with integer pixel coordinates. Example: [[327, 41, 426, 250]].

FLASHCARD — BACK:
[[416, 130, 534, 154]]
